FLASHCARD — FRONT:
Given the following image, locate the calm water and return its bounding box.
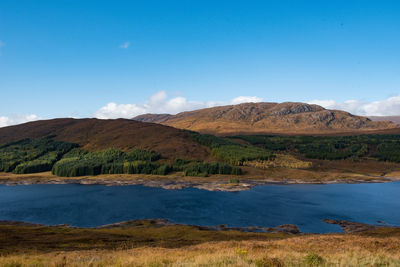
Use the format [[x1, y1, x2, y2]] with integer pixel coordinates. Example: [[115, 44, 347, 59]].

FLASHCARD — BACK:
[[0, 182, 399, 233]]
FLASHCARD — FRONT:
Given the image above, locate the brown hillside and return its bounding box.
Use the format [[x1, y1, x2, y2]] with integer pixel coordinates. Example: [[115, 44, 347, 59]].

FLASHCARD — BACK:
[[134, 113, 174, 124], [133, 102, 398, 135], [0, 118, 209, 160], [369, 116, 400, 124]]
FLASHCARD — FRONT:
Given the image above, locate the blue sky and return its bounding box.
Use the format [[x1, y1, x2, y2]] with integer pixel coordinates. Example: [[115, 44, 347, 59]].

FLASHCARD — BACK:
[[0, 0, 400, 125]]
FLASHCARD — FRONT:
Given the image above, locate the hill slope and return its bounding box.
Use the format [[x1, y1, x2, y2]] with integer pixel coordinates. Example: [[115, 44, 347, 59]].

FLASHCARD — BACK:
[[369, 116, 400, 124], [134, 102, 398, 135], [0, 118, 209, 160]]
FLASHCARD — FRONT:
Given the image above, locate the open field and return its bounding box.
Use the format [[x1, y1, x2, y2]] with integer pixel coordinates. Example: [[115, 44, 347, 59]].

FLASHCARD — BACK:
[[0, 221, 399, 266]]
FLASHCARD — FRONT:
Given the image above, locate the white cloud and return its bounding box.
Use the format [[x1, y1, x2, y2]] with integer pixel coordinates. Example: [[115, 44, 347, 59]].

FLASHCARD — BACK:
[[0, 114, 40, 128], [309, 95, 400, 116], [231, 96, 263, 105], [94, 103, 146, 119], [94, 91, 253, 119], [119, 41, 130, 49]]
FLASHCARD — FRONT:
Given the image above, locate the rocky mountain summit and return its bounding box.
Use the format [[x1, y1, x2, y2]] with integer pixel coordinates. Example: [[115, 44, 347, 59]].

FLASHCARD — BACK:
[[134, 102, 398, 135]]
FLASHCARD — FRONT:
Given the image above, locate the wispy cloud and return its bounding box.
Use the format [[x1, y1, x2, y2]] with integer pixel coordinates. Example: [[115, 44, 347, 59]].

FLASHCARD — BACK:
[[119, 41, 130, 49], [309, 95, 400, 116], [94, 91, 264, 119], [0, 114, 40, 128]]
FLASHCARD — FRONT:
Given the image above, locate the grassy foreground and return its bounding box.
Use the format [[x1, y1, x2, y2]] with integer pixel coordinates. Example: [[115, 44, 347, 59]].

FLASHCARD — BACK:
[[0, 221, 400, 266]]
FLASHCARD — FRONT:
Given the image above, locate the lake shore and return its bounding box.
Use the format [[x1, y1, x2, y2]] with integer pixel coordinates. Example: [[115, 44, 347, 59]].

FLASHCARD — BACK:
[[0, 219, 399, 266], [1, 218, 394, 234], [0, 169, 400, 192]]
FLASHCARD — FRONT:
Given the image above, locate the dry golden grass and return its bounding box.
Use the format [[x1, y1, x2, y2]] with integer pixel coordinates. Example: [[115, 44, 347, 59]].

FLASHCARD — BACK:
[[1, 234, 400, 266], [0, 222, 291, 254], [244, 154, 313, 169], [1, 221, 400, 266]]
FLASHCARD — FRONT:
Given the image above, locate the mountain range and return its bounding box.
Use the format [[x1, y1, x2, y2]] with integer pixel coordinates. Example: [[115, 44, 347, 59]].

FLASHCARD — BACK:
[[133, 102, 398, 135], [0, 102, 399, 160]]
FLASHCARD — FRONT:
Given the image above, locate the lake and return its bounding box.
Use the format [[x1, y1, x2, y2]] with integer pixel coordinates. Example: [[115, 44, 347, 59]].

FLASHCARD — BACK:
[[0, 182, 399, 233]]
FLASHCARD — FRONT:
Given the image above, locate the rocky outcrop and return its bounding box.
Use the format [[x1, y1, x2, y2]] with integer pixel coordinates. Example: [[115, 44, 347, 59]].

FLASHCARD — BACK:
[[323, 219, 379, 233], [97, 219, 300, 234], [134, 113, 174, 123], [268, 102, 323, 116]]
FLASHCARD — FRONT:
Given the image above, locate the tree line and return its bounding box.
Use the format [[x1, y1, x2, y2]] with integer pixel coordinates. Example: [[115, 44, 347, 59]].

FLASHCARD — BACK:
[[0, 137, 78, 174], [231, 134, 400, 162], [190, 132, 274, 165], [0, 137, 244, 177]]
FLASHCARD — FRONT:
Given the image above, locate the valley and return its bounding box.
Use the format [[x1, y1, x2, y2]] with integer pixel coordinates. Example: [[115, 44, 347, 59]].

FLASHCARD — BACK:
[[1, 104, 400, 266]]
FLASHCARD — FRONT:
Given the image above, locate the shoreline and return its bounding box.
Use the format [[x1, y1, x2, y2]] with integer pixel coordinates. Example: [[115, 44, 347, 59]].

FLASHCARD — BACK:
[[1, 218, 397, 235], [0, 219, 302, 234], [1, 219, 399, 266], [1, 171, 400, 191]]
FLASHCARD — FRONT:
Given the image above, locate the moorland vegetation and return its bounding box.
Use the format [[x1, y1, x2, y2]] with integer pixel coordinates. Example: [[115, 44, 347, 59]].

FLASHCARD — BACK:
[[230, 134, 400, 162], [0, 136, 244, 177], [1, 133, 400, 179], [0, 220, 399, 266]]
